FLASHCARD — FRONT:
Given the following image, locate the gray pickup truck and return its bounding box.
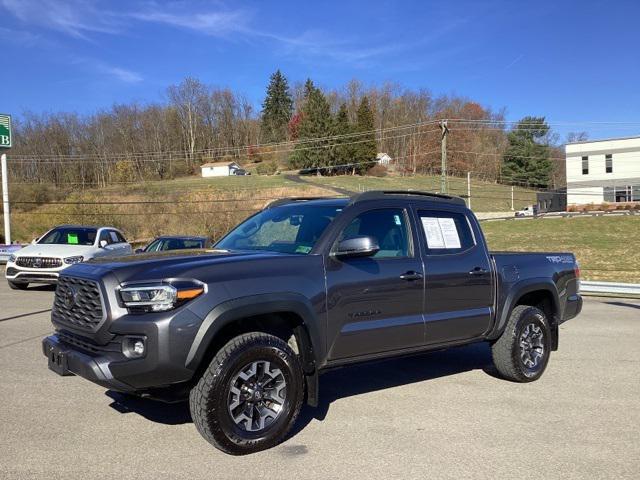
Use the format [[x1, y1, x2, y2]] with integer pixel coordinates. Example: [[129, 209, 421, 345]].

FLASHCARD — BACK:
[[42, 191, 582, 455]]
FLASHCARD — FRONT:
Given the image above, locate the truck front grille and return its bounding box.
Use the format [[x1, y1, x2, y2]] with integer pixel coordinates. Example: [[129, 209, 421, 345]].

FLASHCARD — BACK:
[[16, 256, 62, 269], [52, 276, 105, 332]]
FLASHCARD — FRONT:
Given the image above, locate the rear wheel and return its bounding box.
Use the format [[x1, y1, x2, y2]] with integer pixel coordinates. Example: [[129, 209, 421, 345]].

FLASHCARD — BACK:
[[189, 332, 304, 455], [8, 280, 29, 290], [491, 305, 551, 382]]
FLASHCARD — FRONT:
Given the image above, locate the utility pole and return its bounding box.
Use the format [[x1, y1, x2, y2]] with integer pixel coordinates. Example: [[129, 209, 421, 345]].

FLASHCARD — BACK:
[[467, 171, 471, 209], [440, 119, 448, 193], [511, 186, 515, 211], [1, 153, 10, 244]]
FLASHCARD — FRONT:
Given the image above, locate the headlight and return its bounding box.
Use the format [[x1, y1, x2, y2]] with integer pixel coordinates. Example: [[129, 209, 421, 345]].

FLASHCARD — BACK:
[[8, 254, 16, 263], [119, 281, 205, 313], [64, 255, 84, 265]]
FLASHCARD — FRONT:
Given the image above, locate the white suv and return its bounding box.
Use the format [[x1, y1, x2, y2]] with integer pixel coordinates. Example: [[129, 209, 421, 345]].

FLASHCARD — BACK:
[[5, 225, 132, 290]]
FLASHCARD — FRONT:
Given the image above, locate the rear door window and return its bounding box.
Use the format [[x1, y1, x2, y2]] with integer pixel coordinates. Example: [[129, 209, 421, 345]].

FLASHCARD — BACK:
[[418, 210, 475, 255]]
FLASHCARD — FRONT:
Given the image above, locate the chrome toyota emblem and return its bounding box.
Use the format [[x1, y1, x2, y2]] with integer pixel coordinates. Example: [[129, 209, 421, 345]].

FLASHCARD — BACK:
[[63, 286, 78, 309]]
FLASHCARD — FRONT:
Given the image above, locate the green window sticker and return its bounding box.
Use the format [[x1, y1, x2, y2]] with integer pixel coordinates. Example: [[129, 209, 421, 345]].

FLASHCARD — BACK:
[[67, 233, 79, 244], [295, 245, 312, 254], [393, 214, 402, 225]]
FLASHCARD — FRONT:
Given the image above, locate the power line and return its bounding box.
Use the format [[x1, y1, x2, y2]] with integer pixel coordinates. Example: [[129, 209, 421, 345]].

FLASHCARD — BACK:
[[8, 129, 441, 164], [7, 122, 441, 162]]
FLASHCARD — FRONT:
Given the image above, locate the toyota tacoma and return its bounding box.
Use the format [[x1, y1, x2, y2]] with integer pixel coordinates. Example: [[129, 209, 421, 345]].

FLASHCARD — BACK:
[[42, 191, 582, 454]]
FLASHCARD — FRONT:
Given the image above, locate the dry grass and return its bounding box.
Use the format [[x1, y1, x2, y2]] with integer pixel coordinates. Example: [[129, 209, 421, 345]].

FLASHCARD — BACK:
[[6, 180, 332, 244]]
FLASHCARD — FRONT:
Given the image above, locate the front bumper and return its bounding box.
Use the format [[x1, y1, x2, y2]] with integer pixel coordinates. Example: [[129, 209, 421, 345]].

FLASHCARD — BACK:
[[42, 334, 135, 391], [43, 305, 203, 393], [6, 263, 67, 284]]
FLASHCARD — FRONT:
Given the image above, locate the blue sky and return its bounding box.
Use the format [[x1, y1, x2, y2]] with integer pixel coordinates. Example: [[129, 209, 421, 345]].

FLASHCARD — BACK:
[[1, 0, 639, 139]]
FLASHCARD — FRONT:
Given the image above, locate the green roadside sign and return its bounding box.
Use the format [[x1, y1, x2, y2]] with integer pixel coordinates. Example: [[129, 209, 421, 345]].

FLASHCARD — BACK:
[[0, 114, 11, 148]]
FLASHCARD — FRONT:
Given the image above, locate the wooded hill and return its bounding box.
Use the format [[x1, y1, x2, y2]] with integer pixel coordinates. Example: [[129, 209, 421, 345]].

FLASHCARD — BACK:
[[8, 71, 568, 189]]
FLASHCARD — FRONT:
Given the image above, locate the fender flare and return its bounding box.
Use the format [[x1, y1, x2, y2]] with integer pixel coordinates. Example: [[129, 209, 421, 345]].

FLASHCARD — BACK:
[[185, 293, 324, 374], [489, 278, 561, 340]]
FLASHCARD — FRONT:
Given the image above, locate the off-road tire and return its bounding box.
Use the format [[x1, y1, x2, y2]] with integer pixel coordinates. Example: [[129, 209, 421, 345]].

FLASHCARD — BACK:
[[491, 305, 552, 382], [189, 332, 304, 455], [8, 280, 29, 290]]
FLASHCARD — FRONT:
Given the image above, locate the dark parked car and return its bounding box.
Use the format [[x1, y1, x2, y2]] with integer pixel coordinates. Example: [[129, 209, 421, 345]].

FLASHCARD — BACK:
[[135, 236, 209, 254], [43, 191, 582, 455]]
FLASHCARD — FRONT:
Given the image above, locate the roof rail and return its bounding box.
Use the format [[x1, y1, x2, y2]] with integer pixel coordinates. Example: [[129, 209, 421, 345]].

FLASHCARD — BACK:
[[349, 190, 466, 206], [266, 197, 332, 209]]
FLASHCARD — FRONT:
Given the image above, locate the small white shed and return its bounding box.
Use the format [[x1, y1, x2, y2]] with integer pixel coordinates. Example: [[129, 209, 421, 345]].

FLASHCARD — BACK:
[[200, 162, 241, 177], [376, 153, 392, 165]]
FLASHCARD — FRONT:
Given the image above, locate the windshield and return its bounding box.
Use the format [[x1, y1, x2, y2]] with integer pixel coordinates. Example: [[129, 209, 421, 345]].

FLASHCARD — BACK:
[[216, 204, 342, 254], [38, 227, 97, 246]]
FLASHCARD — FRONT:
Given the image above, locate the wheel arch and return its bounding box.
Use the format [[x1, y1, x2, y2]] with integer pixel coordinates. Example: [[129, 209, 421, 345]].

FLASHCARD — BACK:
[[491, 278, 561, 348], [185, 293, 323, 405]]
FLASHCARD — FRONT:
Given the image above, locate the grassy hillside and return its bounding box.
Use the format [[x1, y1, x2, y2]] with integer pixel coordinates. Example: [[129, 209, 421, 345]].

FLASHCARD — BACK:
[[305, 175, 536, 212], [4, 173, 536, 244], [6, 176, 329, 243], [482, 216, 640, 283]]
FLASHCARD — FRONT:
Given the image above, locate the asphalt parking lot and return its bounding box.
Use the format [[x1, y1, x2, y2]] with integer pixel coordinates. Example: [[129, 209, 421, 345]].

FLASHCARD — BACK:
[[0, 281, 638, 480]]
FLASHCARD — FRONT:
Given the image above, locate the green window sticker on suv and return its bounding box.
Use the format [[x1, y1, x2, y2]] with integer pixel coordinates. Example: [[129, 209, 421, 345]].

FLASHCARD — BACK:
[[67, 233, 79, 244], [295, 245, 312, 254]]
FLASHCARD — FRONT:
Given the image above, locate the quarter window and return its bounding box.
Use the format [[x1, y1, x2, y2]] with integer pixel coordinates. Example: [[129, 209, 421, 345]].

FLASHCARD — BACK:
[[418, 210, 475, 255], [582, 156, 589, 175], [338, 209, 411, 258]]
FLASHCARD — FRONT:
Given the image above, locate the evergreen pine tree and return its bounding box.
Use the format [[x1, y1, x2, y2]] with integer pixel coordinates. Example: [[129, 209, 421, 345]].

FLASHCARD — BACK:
[[261, 70, 293, 143], [332, 103, 352, 166], [354, 96, 377, 172], [501, 116, 552, 187], [290, 82, 334, 169]]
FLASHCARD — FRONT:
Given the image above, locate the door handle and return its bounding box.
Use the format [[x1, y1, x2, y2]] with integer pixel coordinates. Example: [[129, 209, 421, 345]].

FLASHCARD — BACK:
[[400, 271, 423, 281], [469, 267, 488, 276]]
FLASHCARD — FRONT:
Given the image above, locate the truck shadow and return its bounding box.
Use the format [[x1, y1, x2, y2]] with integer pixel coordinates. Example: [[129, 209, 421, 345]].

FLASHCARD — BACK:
[[105, 342, 497, 434], [291, 341, 496, 436]]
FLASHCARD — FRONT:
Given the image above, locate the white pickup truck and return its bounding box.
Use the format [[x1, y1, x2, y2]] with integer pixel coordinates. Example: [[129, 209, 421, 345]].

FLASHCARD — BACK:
[[5, 225, 132, 290]]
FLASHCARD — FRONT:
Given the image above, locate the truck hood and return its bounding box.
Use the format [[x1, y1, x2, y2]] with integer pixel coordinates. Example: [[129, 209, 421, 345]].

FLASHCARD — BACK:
[[66, 249, 301, 283], [13, 243, 96, 258]]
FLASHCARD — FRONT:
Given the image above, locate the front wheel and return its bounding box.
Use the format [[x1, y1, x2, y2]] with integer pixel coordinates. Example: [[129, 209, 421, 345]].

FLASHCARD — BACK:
[[491, 305, 552, 382], [189, 332, 304, 455]]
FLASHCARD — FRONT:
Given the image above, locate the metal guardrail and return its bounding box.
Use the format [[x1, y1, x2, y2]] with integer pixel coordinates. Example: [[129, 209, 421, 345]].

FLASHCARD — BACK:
[[580, 281, 640, 297], [479, 210, 639, 222]]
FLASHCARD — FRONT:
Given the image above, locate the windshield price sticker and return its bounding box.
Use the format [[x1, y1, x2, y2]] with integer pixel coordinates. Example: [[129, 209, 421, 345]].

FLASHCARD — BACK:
[[67, 233, 79, 244], [421, 217, 461, 249]]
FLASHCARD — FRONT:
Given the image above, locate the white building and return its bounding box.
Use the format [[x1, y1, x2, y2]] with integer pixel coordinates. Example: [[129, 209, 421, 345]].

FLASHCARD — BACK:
[[200, 161, 241, 177], [565, 135, 640, 205], [376, 152, 393, 165]]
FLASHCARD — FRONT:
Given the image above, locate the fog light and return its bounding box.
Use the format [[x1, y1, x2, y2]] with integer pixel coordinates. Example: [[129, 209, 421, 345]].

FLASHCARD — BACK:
[[123, 337, 146, 358], [133, 340, 145, 356]]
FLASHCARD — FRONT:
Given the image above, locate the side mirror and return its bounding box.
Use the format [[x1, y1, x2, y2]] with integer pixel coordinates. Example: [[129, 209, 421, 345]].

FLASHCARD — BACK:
[[31, 238, 38, 245], [333, 236, 379, 259], [99, 240, 108, 248], [134, 248, 144, 254]]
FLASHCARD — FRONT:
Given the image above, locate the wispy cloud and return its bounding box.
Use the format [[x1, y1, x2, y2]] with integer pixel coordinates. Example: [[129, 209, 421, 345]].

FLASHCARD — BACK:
[[0, 0, 467, 70], [70, 57, 143, 83], [0, 0, 121, 39], [126, 8, 251, 37], [99, 65, 143, 83], [0, 26, 42, 47], [504, 54, 524, 71]]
